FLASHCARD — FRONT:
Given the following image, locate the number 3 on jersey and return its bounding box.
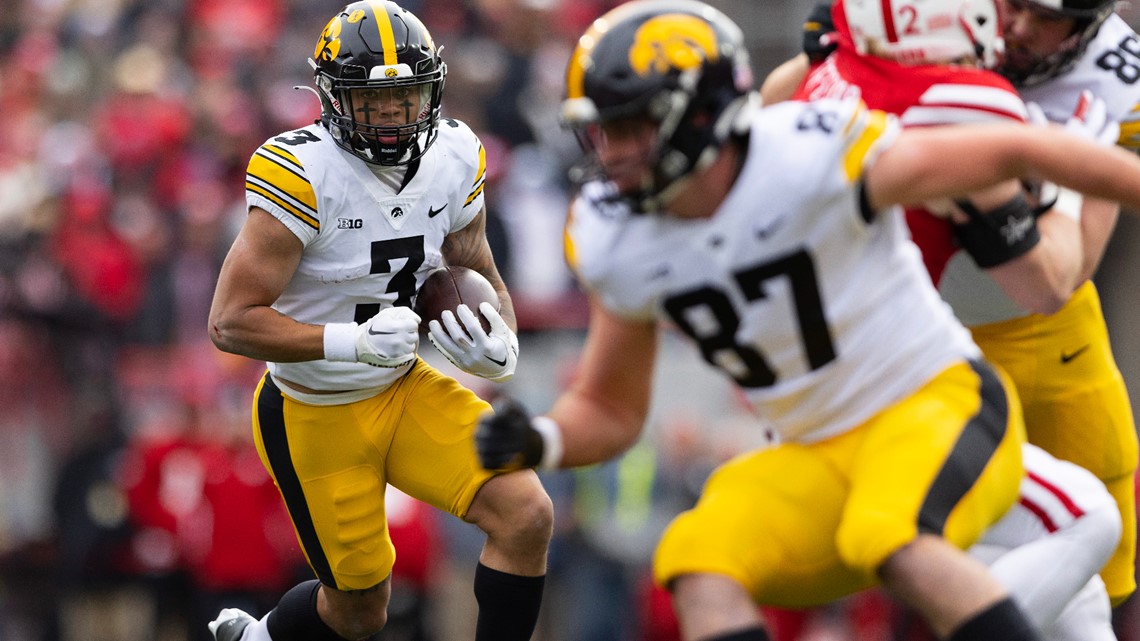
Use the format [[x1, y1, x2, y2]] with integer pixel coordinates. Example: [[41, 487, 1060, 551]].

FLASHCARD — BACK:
[[662, 248, 837, 388]]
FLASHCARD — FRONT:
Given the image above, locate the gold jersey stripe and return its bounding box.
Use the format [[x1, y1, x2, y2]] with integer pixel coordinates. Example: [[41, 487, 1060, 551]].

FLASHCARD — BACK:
[[368, 0, 398, 66], [248, 147, 319, 213], [465, 180, 485, 207], [245, 172, 318, 222], [841, 105, 890, 183], [563, 208, 579, 274], [463, 142, 487, 206], [473, 143, 487, 188], [246, 180, 320, 231]]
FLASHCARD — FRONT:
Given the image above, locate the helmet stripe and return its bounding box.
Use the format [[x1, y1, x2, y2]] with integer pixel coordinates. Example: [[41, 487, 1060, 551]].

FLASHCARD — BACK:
[[879, 0, 899, 43], [368, 0, 399, 66]]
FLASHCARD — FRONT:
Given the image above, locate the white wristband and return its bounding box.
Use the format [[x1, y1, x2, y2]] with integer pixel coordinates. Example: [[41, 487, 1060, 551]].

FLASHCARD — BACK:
[[1051, 187, 1084, 222], [323, 322, 358, 362], [531, 416, 564, 471]]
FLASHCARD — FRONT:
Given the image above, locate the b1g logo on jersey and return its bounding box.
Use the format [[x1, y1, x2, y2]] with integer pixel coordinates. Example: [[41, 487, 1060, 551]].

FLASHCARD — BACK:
[[337, 218, 363, 229]]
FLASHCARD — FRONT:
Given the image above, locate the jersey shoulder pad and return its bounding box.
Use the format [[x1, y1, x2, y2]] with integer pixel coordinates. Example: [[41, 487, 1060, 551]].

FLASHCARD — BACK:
[[435, 119, 487, 212], [751, 98, 897, 188], [245, 127, 321, 232], [564, 181, 630, 285]]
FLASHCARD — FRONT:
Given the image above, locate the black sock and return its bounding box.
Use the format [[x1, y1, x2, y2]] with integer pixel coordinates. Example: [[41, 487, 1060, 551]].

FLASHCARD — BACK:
[[947, 597, 1040, 641], [699, 627, 771, 641], [266, 580, 349, 641], [473, 563, 545, 641]]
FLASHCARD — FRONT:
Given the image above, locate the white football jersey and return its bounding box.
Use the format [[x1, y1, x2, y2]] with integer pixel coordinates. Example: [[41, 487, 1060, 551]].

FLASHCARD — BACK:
[[1018, 14, 1140, 152], [565, 98, 980, 443], [245, 120, 487, 391]]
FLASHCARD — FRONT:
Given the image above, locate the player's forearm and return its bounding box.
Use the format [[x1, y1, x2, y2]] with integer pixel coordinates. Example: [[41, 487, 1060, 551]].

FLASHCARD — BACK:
[[1020, 132, 1140, 212], [545, 389, 648, 468], [987, 213, 1084, 315], [875, 126, 1140, 212], [209, 305, 326, 363], [1078, 198, 1120, 283]]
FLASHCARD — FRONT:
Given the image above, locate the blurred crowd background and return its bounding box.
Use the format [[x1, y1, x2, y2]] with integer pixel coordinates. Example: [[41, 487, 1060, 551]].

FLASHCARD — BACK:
[[1, 1, 1139, 640]]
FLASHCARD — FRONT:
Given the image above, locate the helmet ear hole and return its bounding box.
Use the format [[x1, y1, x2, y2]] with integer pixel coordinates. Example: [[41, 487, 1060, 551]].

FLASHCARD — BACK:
[[312, 0, 447, 166]]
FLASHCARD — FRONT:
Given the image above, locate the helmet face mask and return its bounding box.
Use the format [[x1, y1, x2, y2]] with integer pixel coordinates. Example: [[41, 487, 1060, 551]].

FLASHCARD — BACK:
[[312, 1, 446, 166], [561, 0, 754, 213], [844, 0, 1005, 69], [998, 0, 1115, 87]]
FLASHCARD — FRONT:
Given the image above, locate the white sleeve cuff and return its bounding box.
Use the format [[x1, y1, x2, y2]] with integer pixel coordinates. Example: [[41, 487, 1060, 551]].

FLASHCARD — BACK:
[[323, 322, 358, 362], [531, 416, 564, 471]]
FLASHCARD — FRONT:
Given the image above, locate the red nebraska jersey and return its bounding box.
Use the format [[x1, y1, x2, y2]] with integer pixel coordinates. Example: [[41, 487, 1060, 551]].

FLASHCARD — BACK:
[[794, 1, 1028, 285]]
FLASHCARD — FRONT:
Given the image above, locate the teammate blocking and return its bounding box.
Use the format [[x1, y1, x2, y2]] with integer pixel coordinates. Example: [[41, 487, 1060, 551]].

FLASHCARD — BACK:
[[475, 1, 1140, 640]]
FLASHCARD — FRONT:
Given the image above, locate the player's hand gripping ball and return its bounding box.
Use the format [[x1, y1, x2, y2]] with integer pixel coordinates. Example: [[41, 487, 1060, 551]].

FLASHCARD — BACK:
[[415, 266, 519, 381]]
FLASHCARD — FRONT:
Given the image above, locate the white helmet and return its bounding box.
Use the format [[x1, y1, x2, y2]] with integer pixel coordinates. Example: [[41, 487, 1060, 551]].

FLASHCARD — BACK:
[[843, 0, 1004, 68]]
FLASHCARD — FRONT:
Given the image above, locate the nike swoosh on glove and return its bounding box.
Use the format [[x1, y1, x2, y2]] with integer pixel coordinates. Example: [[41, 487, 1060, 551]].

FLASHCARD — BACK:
[[427, 301, 518, 381], [355, 306, 421, 368]]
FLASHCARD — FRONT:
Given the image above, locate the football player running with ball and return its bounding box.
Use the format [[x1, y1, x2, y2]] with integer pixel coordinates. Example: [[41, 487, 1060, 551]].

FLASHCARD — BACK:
[[207, 2, 549, 641], [475, 1, 1140, 641]]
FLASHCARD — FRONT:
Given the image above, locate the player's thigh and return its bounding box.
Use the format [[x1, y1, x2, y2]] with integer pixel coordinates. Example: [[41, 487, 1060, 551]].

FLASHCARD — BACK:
[[251, 373, 398, 591], [653, 443, 874, 609], [382, 359, 496, 520], [833, 359, 1025, 575], [972, 282, 1138, 482]]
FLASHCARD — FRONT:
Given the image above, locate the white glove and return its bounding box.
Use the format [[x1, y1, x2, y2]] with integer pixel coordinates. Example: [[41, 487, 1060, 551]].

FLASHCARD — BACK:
[[324, 306, 420, 368], [427, 301, 518, 382]]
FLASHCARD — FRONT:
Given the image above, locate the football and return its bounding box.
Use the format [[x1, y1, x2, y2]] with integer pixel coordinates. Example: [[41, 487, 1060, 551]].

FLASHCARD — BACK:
[[414, 265, 499, 334]]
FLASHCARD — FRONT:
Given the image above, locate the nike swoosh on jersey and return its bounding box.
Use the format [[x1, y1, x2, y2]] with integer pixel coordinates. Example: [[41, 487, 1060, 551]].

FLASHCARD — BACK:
[[428, 203, 447, 218], [1061, 345, 1090, 364]]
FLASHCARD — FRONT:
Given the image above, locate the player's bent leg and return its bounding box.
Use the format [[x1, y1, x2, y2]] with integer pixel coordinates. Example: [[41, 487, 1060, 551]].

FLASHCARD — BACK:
[[241, 578, 391, 641], [878, 535, 1035, 640], [465, 469, 552, 573], [464, 469, 552, 641], [1044, 576, 1115, 641], [670, 573, 768, 641], [316, 579, 392, 640]]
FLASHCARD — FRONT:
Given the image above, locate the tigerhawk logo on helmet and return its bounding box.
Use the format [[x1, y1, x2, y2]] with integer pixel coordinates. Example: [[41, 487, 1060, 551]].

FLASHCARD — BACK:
[[629, 15, 720, 76], [560, 0, 755, 214]]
